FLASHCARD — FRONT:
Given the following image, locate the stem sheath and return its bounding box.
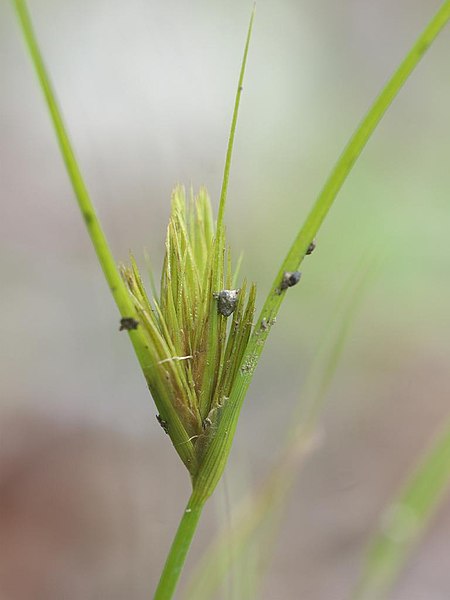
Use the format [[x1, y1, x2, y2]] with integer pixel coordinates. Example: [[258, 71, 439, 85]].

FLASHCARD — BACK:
[[153, 493, 205, 600]]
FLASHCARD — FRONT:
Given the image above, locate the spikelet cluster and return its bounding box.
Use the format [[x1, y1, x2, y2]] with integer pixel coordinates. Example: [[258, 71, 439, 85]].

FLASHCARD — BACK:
[[121, 187, 255, 474]]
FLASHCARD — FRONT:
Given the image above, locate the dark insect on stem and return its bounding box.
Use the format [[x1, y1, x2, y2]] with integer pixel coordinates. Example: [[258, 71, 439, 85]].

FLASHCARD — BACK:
[[119, 317, 139, 331], [280, 271, 301, 291], [306, 238, 317, 255], [156, 414, 169, 434], [214, 289, 240, 317]]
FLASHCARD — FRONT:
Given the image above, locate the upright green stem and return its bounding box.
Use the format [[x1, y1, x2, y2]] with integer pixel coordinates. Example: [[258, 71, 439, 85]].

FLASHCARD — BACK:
[[153, 493, 205, 600], [155, 7, 256, 594], [217, 4, 255, 229]]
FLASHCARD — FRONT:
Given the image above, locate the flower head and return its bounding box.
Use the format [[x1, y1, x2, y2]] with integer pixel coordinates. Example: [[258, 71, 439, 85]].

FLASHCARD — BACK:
[[121, 186, 256, 475]]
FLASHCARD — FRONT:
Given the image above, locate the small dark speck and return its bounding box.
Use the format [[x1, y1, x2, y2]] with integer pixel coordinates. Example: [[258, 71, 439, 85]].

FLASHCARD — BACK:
[[156, 414, 169, 434], [119, 317, 139, 331], [202, 417, 212, 430], [83, 211, 93, 224], [238, 85, 243, 92], [417, 40, 430, 55], [306, 239, 317, 255]]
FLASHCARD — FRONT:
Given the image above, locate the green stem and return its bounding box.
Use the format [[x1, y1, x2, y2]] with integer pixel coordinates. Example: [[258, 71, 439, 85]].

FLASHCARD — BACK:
[[12, 0, 196, 470], [254, 0, 450, 347], [13, 0, 127, 314], [217, 4, 255, 229], [153, 493, 205, 600], [155, 10, 256, 597], [196, 0, 450, 503]]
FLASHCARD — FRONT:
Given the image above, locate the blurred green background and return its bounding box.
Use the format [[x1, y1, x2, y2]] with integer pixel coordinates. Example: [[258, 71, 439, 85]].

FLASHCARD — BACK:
[[1, 1, 449, 598]]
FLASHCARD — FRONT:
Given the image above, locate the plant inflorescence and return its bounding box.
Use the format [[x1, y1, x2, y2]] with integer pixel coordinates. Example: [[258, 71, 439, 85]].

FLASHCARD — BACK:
[[120, 187, 256, 476]]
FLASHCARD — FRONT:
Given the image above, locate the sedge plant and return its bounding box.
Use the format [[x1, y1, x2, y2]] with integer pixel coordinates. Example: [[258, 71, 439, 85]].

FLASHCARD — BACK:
[[12, 1, 450, 598]]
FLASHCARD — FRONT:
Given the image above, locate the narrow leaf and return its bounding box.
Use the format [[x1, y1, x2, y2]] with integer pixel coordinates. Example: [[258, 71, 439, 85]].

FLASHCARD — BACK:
[[193, 0, 450, 503], [12, 0, 197, 471]]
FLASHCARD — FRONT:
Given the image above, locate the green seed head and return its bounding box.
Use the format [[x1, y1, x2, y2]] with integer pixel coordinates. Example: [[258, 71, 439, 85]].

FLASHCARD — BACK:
[[121, 186, 256, 475]]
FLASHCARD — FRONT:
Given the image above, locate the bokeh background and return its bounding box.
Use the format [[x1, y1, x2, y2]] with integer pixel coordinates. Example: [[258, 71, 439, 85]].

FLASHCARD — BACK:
[[1, 1, 450, 598]]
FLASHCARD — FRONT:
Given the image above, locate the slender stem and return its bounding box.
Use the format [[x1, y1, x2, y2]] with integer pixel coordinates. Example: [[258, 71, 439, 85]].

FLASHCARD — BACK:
[[254, 0, 450, 346], [195, 0, 450, 502], [154, 10, 256, 597], [217, 4, 255, 230], [13, 0, 196, 470], [154, 493, 205, 600], [13, 0, 128, 315]]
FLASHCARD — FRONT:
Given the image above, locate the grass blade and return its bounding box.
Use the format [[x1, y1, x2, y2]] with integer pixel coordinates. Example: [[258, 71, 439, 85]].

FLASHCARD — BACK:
[[352, 418, 450, 600], [217, 4, 256, 230], [12, 0, 196, 470], [195, 0, 450, 505]]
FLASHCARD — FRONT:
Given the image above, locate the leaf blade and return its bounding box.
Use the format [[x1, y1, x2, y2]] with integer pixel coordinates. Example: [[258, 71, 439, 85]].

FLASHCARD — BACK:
[[193, 0, 450, 503]]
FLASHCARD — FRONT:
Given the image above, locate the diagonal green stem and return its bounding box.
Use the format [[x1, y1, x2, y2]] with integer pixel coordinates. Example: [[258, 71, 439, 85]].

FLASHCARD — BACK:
[[194, 0, 450, 504], [252, 0, 450, 364], [12, 0, 196, 470], [14, 0, 128, 314]]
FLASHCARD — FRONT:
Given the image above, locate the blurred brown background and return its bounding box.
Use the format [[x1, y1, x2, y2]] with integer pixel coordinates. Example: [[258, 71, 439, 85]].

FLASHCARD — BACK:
[[1, 1, 450, 598]]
